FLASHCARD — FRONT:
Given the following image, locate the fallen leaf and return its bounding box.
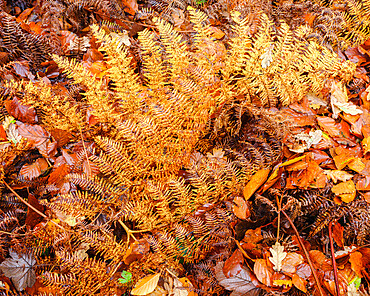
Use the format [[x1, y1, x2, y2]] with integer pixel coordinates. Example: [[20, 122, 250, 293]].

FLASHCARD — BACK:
[[233, 195, 250, 220], [254, 259, 273, 286], [19, 158, 48, 180], [280, 252, 304, 274], [324, 170, 353, 183], [223, 249, 244, 278], [243, 168, 270, 200], [123, 239, 150, 265], [291, 274, 307, 293], [330, 80, 362, 119], [5, 97, 37, 124], [0, 250, 36, 291], [332, 180, 356, 203], [332, 221, 344, 248], [269, 242, 287, 272], [215, 262, 259, 296], [317, 116, 341, 138], [347, 158, 365, 173], [131, 273, 161, 296], [349, 252, 363, 278], [362, 137, 370, 154]]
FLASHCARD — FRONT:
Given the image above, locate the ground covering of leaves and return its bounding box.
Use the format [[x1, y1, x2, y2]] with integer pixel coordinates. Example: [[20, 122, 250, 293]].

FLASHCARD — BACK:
[[1, 0, 370, 295]]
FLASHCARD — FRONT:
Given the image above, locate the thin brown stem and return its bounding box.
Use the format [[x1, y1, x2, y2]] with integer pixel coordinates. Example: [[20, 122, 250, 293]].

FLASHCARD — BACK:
[[281, 209, 325, 296], [329, 221, 340, 296]]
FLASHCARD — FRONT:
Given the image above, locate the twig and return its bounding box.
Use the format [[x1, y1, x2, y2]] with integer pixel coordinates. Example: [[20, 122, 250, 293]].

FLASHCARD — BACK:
[[4, 181, 66, 231], [329, 221, 340, 296], [281, 209, 325, 296]]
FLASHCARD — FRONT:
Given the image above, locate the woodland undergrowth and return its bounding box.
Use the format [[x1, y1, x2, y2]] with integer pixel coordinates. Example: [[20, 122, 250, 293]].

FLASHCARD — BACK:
[[0, 0, 370, 295]]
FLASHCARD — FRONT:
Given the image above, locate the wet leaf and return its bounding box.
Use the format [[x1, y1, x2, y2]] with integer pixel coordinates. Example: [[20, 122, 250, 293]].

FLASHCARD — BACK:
[[280, 252, 304, 274], [123, 239, 150, 265], [0, 250, 36, 291], [5, 97, 37, 124], [291, 274, 307, 293], [131, 273, 161, 295], [19, 158, 48, 180]]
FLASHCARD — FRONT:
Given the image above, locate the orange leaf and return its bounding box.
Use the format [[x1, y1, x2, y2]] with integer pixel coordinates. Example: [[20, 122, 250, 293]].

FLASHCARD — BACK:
[[123, 239, 150, 265], [349, 252, 363, 277], [362, 137, 370, 154], [209, 26, 225, 39], [291, 274, 307, 293], [347, 158, 365, 173], [254, 259, 273, 286], [317, 116, 341, 137], [332, 180, 356, 203], [233, 195, 250, 220], [243, 168, 270, 200], [281, 253, 304, 274], [131, 273, 161, 295], [19, 158, 48, 180]]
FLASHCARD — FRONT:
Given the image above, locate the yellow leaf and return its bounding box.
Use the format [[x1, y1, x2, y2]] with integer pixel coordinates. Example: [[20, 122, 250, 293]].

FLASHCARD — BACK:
[[243, 168, 270, 200], [209, 26, 225, 39], [273, 279, 292, 287], [131, 273, 161, 296], [280, 155, 306, 167], [332, 180, 356, 203]]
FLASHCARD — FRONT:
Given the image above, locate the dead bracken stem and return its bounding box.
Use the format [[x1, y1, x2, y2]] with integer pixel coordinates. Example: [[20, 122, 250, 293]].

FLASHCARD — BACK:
[[281, 209, 325, 296]]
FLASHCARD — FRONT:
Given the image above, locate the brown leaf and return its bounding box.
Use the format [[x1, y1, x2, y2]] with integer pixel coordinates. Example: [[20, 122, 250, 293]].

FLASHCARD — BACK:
[[233, 195, 250, 220], [223, 249, 244, 278], [309, 250, 332, 272], [25, 194, 45, 229], [243, 228, 263, 244], [332, 221, 344, 248], [48, 164, 69, 185], [254, 259, 273, 287], [280, 253, 304, 274], [19, 158, 48, 180], [5, 98, 37, 124], [215, 262, 259, 296], [123, 239, 150, 265], [123, 0, 138, 15], [317, 116, 341, 137]]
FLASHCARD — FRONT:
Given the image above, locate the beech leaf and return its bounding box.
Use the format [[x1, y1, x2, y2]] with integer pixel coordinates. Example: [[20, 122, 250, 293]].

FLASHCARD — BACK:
[[0, 250, 36, 291], [269, 242, 287, 272], [215, 262, 259, 296], [131, 273, 161, 295]]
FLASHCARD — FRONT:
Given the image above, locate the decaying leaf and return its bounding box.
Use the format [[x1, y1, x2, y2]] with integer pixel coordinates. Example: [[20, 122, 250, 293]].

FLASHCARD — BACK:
[[269, 242, 287, 272], [233, 195, 250, 220], [131, 273, 161, 296], [294, 130, 322, 150], [0, 250, 36, 291], [331, 81, 362, 119]]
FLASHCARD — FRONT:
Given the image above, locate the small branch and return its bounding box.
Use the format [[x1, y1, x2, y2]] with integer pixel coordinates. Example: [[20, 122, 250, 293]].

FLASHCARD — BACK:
[[281, 210, 325, 296], [4, 181, 66, 231], [329, 221, 340, 296]]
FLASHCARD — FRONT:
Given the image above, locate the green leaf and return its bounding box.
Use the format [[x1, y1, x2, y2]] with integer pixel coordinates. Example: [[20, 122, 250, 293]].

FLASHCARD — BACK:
[[118, 270, 132, 284], [349, 276, 361, 289]]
